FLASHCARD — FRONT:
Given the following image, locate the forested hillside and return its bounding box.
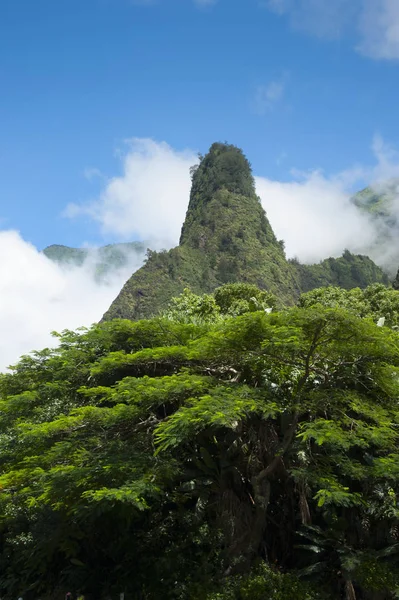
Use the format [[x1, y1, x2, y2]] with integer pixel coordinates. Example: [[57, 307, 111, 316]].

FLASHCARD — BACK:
[[292, 250, 389, 292], [1, 283, 399, 598], [103, 144, 388, 322]]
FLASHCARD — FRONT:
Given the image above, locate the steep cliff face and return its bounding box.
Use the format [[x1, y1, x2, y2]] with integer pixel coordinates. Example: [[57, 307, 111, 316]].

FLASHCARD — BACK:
[[103, 144, 300, 321], [103, 143, 388, 321]]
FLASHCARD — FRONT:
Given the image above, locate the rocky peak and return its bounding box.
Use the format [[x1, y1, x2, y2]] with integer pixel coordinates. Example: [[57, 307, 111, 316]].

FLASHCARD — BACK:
[[179, 143, 259, 247]]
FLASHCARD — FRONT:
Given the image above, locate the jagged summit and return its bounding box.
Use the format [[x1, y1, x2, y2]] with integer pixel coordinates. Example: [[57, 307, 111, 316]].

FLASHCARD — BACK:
[[102, 142, 387, 322]]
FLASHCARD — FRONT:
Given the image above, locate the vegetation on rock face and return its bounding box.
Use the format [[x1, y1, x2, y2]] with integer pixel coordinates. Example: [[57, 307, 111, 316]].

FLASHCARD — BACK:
[[179, 142, 260, 246], [43, 242, 146, 282], [1, 284, 399, 598], [103, 143, 387, 322], [292, 250, 389, 292], [102, 245, 210, 320]]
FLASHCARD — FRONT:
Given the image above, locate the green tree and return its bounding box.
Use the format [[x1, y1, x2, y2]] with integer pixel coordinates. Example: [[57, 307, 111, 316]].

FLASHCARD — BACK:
[[299, 283, 399, 327], [163, 283, 277, 324], [1, 302, 399, 598]]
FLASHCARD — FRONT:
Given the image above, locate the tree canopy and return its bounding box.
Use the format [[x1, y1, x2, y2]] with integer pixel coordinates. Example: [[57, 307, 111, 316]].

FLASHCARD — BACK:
[[1, 285, 399, 598]]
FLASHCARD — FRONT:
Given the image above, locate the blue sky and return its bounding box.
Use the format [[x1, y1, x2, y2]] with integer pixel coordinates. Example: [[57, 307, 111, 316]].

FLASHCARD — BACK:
[[1, 0, 399, 250]]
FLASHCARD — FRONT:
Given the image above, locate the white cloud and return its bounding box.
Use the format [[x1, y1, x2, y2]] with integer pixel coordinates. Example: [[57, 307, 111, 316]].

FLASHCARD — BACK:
[[254, 79, 286, 114], [1, 138, 196, 372], [256, 135, 399, 268], [0, 231, 145, 371], [371, 134, 399, 180], [264, 0, 399, 60], [255, 171, 373, 263], [65, 139, 197, 249], [358, 0, 399, 59]]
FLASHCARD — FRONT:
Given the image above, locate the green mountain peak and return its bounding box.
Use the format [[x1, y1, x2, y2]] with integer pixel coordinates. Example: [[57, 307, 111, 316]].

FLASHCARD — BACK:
[[102, 142, 388, 321], [180, 142, 257, 246]]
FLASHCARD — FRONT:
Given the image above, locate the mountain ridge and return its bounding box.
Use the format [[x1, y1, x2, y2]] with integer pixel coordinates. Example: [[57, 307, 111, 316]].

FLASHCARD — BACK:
[[42, 241, 147, 282]]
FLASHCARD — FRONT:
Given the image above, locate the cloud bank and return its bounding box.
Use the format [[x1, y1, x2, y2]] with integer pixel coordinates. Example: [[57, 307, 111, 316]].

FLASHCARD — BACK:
[[64, 139, 197, 249], [0, 231, 145, 371], [0, 139, 196, 372], [255, 171, 373, 264], [256, 135, 399, 268]]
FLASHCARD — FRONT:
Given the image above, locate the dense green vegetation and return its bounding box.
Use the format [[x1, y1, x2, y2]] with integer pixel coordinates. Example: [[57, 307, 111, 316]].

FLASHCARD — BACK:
[[299, 283, 399, 326], [104, 144, 387, 321], [292, 250, 389, 292], [3, 142, 399, 598], [43, 242, 146, 282], [2, 283, 399, 598]]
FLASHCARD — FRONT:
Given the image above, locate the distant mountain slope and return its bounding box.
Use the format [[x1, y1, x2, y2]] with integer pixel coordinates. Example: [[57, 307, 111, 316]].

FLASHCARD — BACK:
[[43, 242, 147, 281], [292, 250, 388, 293], [102, 143, 388, 322], [351, 181, 399, 275], [352, 180, 399, 224]]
